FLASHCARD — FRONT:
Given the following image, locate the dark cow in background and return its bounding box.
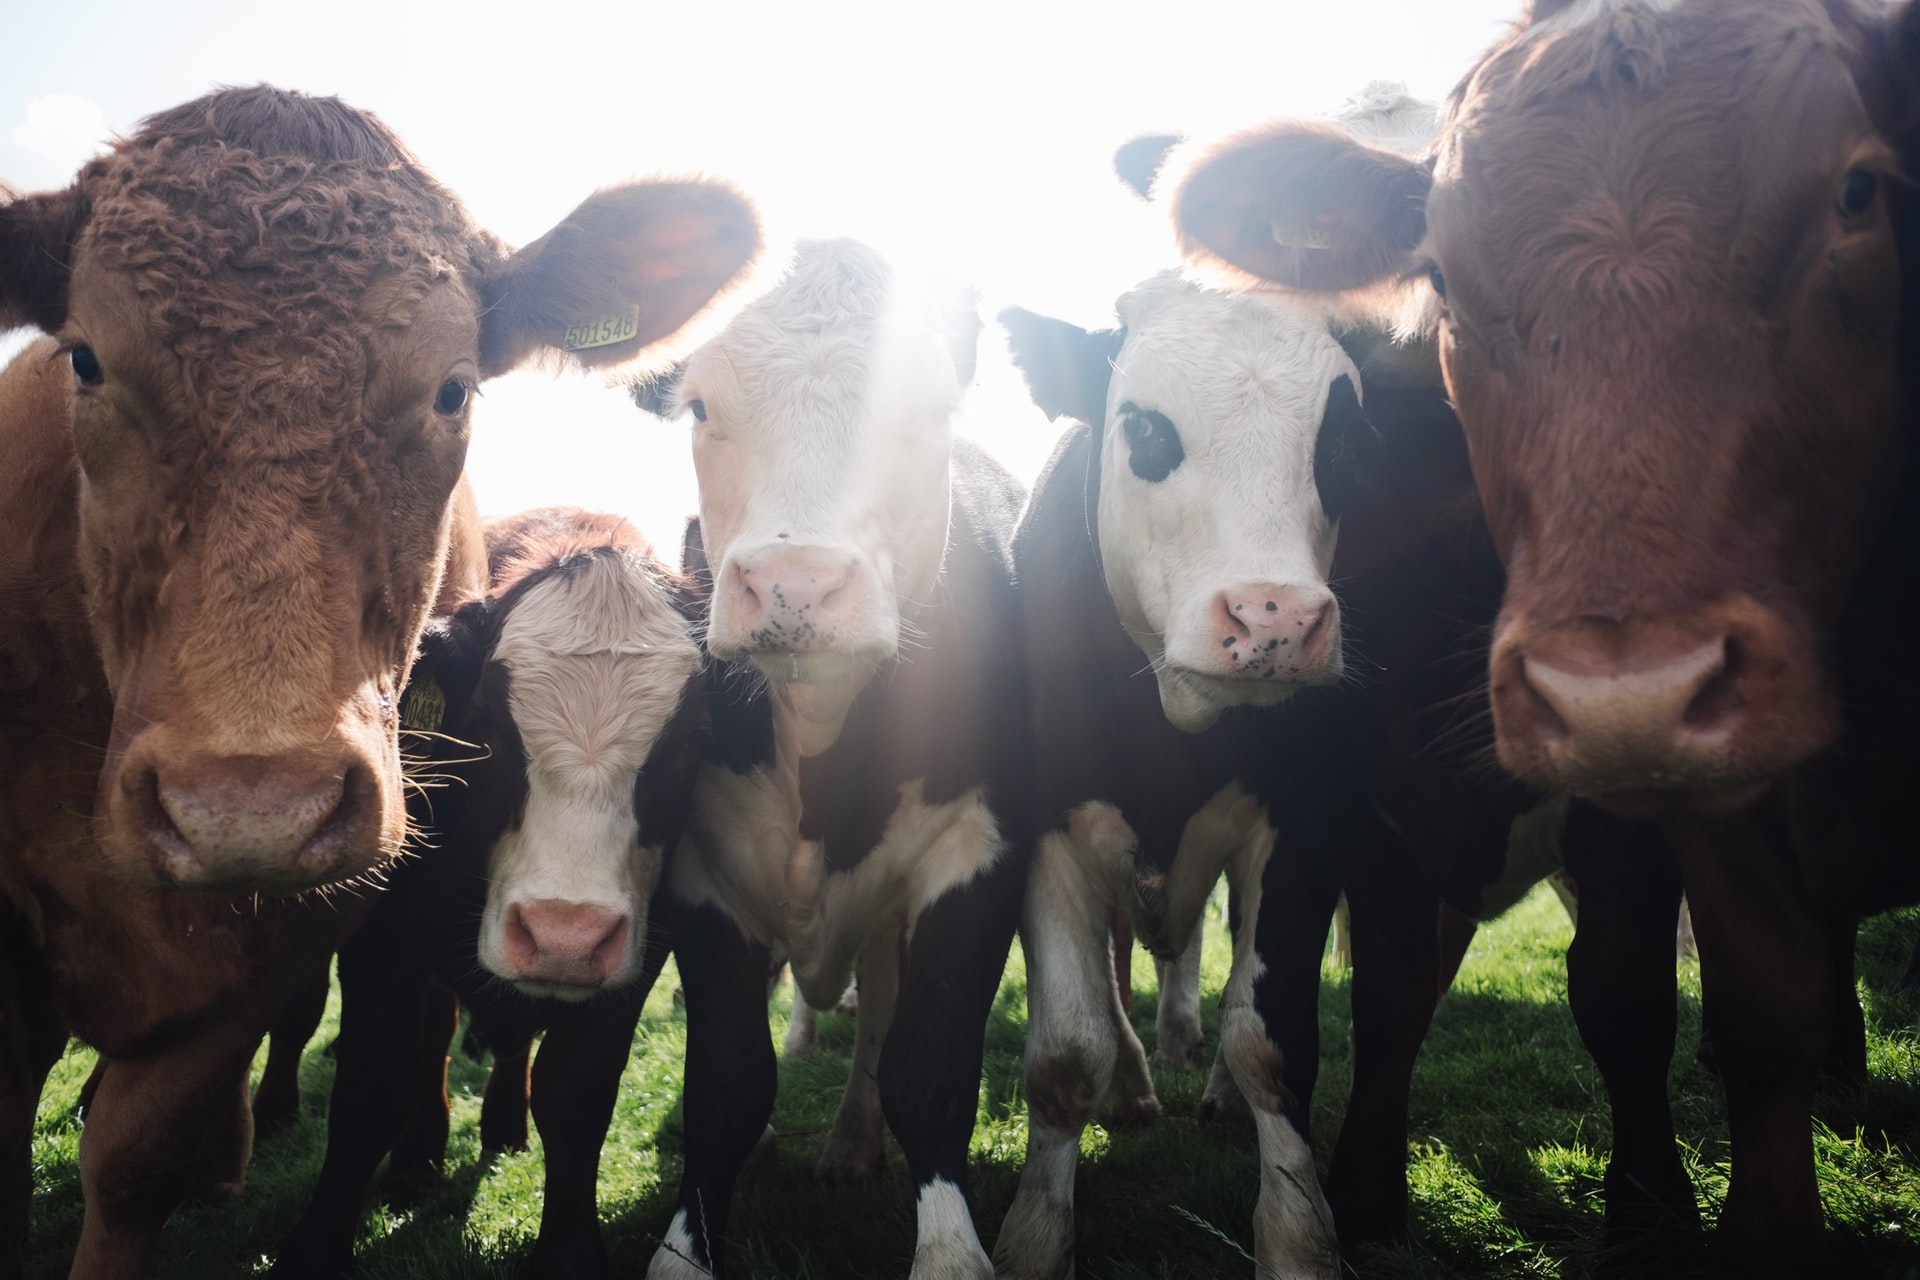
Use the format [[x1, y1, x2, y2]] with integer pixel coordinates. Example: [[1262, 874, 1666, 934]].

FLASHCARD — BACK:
[[272, 508, 709, 1279], [1166, 2, 1920, 1273], [0, 85, 758, 1275], [633, 238, 1027, 1279]]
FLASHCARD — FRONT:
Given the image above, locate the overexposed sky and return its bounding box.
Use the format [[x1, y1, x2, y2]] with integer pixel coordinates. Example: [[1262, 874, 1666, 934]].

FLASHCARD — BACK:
[[2, 0, 1513, 553]]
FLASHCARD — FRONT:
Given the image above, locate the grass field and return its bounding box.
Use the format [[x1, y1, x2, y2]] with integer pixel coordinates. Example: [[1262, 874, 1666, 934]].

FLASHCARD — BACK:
[[21, 886, 1920, 1278]]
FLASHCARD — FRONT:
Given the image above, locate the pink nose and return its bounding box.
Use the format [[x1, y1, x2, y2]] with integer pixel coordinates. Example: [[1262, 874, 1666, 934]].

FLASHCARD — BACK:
[[133, 750, 373, 891], [498, 899, 631, 989], [1212, 584, 1339, 679], [721, 545, 863, 648]]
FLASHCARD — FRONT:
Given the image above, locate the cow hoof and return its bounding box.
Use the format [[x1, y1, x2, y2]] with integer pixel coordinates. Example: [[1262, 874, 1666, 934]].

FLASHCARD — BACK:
[[1104, 1091, 1162, 1129], [991, 1199, 1074, 1280], [815, 1133, 883, 1182], [381, 1161, 445, 1210], [252, 1090, 302, 1140], [1197, 1085, 1252, 1126], [1149, 1038, 1202, 1073], [524, 1231, 610, 1280], [911, 1238, 994, 1280], [268, 1235, 353, 1280], [480, 1128, 532, 1157]]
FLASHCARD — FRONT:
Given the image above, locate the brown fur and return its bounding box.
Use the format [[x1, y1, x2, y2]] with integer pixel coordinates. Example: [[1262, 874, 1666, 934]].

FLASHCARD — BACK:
[[0, 85, 759, 1275]]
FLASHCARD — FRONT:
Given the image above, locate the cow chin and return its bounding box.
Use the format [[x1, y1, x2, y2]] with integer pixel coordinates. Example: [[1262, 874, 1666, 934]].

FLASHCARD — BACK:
[[1155, 666, 1304, 735]]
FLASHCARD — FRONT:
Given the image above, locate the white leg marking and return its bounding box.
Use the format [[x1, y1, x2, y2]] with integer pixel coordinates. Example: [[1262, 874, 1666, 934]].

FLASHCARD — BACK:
[[818, 917, 903, 1181], [783, 982, 820, 1058], [1150, 929, 1205, 1071], [647, 1208, 711, 1280], [913, 1176, 993, 1280]]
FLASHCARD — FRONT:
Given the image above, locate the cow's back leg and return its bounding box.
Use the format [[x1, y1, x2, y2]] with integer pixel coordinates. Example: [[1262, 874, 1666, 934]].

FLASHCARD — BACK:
[[71, 1023, 259, 1279], [1229, 834, 1341, 1280], [648, 904, 775, 1280], [817, 916, 903, 1181], [881, 848, 1021, 1280], [1561, 803, 1700, 1262], [782, 979, 821, 1058], [0, 933, 63, 1280], [1671, 808, 1834, 1280], [381, 980, 460, 1206], [1150, 926, 1205, 1072], [478, 1023, 534, 1154], [994, 828, 1143, 1280], [252, 966, 329, 1138]]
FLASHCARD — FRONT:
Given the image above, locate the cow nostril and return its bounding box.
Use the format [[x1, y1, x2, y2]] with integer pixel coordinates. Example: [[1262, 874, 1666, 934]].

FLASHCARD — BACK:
[[591, 916, 632, 979], [1215, 594, 1253, 646], [502, 905, 538, 969], [1682, 637, 1740, 733], [1511, 656, 1572, 745]]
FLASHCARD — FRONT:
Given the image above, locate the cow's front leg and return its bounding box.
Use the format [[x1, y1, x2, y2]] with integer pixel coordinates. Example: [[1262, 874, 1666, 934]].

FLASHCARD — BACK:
[[993, 830, 1137, 1280], [1223, 839, 1340, 1280], [251, 965, 329, 1138], [0, 934, 63, 1280], [73, 1023, 259, 1280], [883, 841, 1021, 1280], [1150, 927, 1205, 1072], [818, 914, 903, 1181], [648, 903, 775, 1280]]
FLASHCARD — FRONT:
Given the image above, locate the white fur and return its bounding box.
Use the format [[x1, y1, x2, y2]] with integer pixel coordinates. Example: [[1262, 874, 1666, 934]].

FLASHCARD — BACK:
[[1529, 0, 1685, 36], [1151, 932, 1206, 1071], [646, 1209, 709, 1280], [912, 1176, 994, 1280], [1098, 275, 1354, 733], [475, 552, 700, 998], [678, 240, 967, 732]]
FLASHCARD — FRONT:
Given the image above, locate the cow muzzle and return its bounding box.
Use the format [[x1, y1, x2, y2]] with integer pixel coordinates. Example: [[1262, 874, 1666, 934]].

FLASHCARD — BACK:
[[710, 542, 892, 662], [487, 898, 637, 999], [1489, 597, 1835, 814]]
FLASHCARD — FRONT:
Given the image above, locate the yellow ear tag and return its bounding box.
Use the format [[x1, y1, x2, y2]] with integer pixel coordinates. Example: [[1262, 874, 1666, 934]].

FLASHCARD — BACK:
[[1271, 219, 1333, 250], [563, 306, 644, 352], [401, 678, 447, 734]]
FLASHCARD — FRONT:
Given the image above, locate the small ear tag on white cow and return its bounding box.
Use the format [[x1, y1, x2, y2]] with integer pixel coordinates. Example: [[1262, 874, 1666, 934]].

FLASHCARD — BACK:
[[1272, 219, 1333, 250], [401, 678, 447, 734], [562, 306, 644, 352]]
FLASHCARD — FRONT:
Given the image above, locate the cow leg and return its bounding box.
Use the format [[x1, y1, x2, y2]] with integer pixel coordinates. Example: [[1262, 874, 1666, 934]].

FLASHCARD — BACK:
[[382, 980, 460, 1206], [0, 936, 64, 1280], [1668, 811, 1833, 1280], [271, 941, 435, 1279], [1112, 910, 1135, 1016], [882, 850, 1020, 1280], [252, 965, 329, 1139], [479, 1024, 535, 1154], [1823, 921, 1866, 1089], [818, 917, 903, 1182], [782, 980, 822, 1058], [1434, 903, 1478, 1001], [1561, 804, 1699, 1260], [70, 1028, 258, 1279], [648, 904, 775, 1280], [1325, 836, 1441, 1250], [1150, 928, 1205, 1072], [994, 832, 1136, 1279]]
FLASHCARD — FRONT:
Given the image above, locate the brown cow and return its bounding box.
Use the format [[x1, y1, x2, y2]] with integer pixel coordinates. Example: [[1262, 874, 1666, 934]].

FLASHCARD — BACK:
[[1161, 2, 1920, 1276], [0, 86, 758, 1276]]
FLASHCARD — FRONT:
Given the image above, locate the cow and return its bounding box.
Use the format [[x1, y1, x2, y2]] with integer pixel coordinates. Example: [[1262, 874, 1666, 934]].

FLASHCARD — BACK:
[[0, 85, 759, 1276], [1162, 3, 1920, 1274], [631, 238, 1027, 1279], [269, 507, 708, 1278]]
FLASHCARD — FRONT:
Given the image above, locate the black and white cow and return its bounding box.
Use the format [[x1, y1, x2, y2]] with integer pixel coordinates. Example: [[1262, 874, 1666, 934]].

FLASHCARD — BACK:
[[273, 508, 709, 1279], [637, 239, 1028, 1280]]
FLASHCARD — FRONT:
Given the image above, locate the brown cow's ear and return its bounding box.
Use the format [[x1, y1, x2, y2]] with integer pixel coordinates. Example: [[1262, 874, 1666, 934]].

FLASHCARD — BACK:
[[477, 180, 762, 378], [1167, 122, 1432, 293], [0, 186, 88, 333], [1114, 135, 1182, 202]]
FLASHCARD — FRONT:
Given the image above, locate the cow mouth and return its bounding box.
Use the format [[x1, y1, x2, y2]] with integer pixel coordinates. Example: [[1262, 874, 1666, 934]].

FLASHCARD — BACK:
[[1154, 663, 1319, 734]]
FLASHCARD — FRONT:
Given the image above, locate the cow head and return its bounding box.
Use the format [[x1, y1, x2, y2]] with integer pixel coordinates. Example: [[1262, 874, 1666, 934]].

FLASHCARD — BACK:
[[0, 86, 759, 892], [644, 239, 979, 750], [1001, 274, 1373, 733], [1166, 9, 1920, 815], [413, 512, 707, 999]]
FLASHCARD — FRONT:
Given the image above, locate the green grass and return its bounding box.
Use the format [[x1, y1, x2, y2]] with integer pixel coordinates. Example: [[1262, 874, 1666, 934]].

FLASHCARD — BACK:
[[21, 886, 1920, 1277]]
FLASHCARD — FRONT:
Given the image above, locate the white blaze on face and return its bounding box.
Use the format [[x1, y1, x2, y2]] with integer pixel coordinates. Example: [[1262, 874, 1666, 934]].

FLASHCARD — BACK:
[[475, 551, 701, 999], [1096, 274, 1356, 732], [679, 240, 966, 719]]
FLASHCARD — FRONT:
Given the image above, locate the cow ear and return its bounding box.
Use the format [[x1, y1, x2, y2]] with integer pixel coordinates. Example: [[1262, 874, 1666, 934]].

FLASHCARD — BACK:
[[477, 180, 761, 378], [1167, 122, 1432, 292], [630, 360, 688, 418], [999, 306, 1122, 426], [406, 598, 491, 732], [0, 185, 88, 333], [680, 516, 711, 587], [929, 277, 983, 391], [1114, 134, 1182, 202]]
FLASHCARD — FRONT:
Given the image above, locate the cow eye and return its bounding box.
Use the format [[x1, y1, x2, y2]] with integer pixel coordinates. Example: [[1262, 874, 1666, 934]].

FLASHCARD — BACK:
[[1838, 170, 1878, 219], [1117, 404, 1184, 483], [687, 398, 708, 423], [433, 380, 470, 416], [1427, 267, 1448, 299], [70, 345, 104, 387]]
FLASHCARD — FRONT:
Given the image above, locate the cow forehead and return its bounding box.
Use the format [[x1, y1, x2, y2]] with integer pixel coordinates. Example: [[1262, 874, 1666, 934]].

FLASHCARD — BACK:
[[1111, 276, 1353, 441]]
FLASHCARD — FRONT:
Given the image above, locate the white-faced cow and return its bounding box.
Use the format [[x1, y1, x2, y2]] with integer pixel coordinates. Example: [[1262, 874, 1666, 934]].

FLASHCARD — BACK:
[[271, 508, 709, 1279], [633, 239, 1027, 1280], [1166, 4, 1920, 1275], [0, 85, 758, 1275]]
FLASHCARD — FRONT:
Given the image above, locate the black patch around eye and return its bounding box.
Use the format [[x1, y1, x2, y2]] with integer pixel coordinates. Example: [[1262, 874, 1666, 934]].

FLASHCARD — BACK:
[[1427, 267, 1447, 298], [71, 346, 103, 387], [1838, 170, 1878, 218], [687, 398, 708, 423], [1117, 401, 1184, 482], [433, 380, 469, 415], [1313, 374, 1383, 523]]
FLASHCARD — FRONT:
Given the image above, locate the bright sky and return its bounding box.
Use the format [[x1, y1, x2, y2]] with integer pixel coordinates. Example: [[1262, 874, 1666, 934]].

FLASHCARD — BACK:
[[2, 0, 1513, 555]]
